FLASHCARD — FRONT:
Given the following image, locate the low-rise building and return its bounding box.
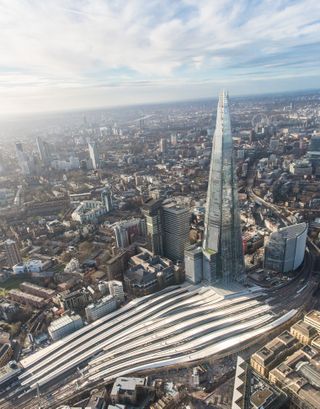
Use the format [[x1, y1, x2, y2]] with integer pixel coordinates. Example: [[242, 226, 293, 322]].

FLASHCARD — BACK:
[[269, 354, 320, 409], [64, 258, 80, 274], [249, 309, 320, 409], [51, 157, 80, 171], [72, 200, 106, 224], [304, 310, 320, 332], [0, 302, 19, 322], [108, 281, 125, 303], [60, 289, 90, 311], [150, 395, 176, 409], [311, 335, 320, 350], [290, 320, 318, 345], [250, 331, 300, 377], [86, 393, 107, 409], [12, 263, 27, 274], [23, 197, 70, 216], [124, 250, 175, 297], [20, 282, 55, 299], [233, 358, 287, 409], [289, 159, 312, 176], [110, 377, 146, 406], [48, 314, 83, 341], [12, 259, 47, 274], [8, 289, 45, 308], [85, 295, 117, 322]]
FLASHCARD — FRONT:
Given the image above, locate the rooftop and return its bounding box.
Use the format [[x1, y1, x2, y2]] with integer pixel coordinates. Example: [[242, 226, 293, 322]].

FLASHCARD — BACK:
[[48, 315, 82, 332], [8, 289, 44, 303], [111, 376, 145, 395], [125, 266, 157, 285], [162, 202, 189, 214], [250, 388, 273, 408], [0, 362, 21, 385], [86, 295, 115, 310], [291, 320, 317, 337], [20, 282, 55, 296], [62, 289, 87, 300], [273, 223, 307, 241], [252, 331, 297, 364], [305, 310, 320, 326]]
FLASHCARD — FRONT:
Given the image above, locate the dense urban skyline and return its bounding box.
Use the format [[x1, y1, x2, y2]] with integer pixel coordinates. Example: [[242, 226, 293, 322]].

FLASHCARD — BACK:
[[0, 85, 319, 408], [0, 0, 319, 114], [0, 1, 320, 408]]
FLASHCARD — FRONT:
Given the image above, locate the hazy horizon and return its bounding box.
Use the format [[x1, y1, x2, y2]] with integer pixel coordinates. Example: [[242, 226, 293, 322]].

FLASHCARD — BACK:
[[0, 0, 320, 115], [0, 86, 319, 122]]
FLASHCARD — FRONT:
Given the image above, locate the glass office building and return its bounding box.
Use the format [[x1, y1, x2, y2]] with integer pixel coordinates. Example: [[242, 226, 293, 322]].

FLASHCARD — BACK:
[[202, 91, 244, 284]]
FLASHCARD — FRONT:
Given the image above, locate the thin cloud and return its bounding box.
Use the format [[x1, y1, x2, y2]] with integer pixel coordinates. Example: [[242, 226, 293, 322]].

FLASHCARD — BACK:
[[0, 0, 319, 113]]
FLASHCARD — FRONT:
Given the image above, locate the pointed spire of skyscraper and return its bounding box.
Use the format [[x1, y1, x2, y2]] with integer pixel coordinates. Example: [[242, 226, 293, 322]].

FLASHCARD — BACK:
[[202, 91, 244, 284]]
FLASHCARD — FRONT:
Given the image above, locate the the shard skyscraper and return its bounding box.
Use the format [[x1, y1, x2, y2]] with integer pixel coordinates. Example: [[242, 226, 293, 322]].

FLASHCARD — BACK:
[[202, 91, 244, 285]]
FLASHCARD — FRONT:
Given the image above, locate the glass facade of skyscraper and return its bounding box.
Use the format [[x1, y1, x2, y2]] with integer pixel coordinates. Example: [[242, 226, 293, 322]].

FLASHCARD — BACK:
[[202, 91, 244, 284]]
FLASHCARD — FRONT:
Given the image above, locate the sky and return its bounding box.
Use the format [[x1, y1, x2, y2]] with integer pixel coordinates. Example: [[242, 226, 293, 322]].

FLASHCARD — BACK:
[[0, 0, 320, 115]]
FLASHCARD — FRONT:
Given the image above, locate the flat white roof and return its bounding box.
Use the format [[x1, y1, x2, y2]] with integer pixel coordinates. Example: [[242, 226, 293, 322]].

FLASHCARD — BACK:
[[48, 315, 81, 331]]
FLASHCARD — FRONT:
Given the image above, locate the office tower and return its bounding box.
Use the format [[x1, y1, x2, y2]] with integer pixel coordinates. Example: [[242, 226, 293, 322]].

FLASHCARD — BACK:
[[141, 198, 164, 255], [309, 134, 320, 152], [162, 203, 190, 262], [5, 239, 22, 267], [184, 245, 203, 284], [15, 142, 31, 175], [36, 136, 51, 164], [249, 129, 255, 144], [202, 91, 244, 284], [159, 138, 167, 153], [142, 198, 189, 261], [88, 141, 99, 169], [264, 223, 307, 274], [113, 218, 146, 248], [171, 133, 177, 146], [101, 187, 113, 212], [307, 134, 320, 174]]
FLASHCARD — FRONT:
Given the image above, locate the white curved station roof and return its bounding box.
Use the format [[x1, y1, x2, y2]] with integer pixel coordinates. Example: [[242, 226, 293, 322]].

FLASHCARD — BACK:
[[18, 284, 296, 390]]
